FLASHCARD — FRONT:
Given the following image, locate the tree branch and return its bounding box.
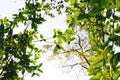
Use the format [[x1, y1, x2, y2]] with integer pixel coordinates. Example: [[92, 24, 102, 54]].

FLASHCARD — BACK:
[[0, 54, 13, 76], [77, 35, 83, 49], [75, 72, 80, 80], [62, 63, 88, 69], [24, 21, 31, 32], [75, 50, 90, 66], [32, 37, 54, 43]]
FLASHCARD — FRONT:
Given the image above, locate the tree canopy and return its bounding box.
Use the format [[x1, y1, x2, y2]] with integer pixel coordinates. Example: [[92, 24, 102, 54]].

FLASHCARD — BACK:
[[58, 0, 120, 80], [1, 0, 120, 80], [0, 0, 48, 79], [0, 0, 65, 79]]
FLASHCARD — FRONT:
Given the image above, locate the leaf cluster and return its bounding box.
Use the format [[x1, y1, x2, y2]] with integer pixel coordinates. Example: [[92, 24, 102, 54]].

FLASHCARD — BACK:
[[0, 0, 53, 79], [63, 0, 120, 79]]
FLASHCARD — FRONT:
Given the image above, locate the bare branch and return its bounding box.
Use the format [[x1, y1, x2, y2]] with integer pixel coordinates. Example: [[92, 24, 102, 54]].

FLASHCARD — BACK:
[[62, 63, 79, 68], [24, 21, 31, 32], [75, 72, 80, 80], [32, 37, 54, 43], [75, 50, 90, 66], [83, 56, 90, 65], [62, 63, 88, 69], [77, 35, 83, 49]]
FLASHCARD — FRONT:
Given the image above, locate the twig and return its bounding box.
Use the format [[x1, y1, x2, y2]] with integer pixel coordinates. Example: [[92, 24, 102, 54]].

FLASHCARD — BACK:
[[62, 63, 88, 69], [75, 50, 90, 66], [77, 35, 83, 49], [24, 21, 31, 32], [32, 37, 54, 43], [75, 72, 80, 80], [62, 63, 79, 68], [0, 54, 13, 76]]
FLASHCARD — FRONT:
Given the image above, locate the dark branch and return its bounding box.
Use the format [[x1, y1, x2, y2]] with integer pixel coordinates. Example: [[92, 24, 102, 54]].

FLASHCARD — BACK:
[[32, 37, 54, 43], [24, 21, 31, 32], [62, 63, 88, 69], [75, 50, 90, 66], [77, 35, 83, 49]]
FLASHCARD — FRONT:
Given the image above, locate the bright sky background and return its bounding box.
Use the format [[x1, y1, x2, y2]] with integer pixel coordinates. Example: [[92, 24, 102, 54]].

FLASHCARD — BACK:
[[0, 0, 89, 80]]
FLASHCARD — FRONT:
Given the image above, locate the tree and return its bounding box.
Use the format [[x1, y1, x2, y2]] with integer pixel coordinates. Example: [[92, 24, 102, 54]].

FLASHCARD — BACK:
[[1, 0, 120, 80], [52, 0, 120, 80], [0, 0, 52, 79], [0, 0, 66, 79]]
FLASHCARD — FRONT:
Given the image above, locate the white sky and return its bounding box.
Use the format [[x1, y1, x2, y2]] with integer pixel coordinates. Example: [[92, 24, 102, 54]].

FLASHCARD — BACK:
[[0, 0, 89, 80]]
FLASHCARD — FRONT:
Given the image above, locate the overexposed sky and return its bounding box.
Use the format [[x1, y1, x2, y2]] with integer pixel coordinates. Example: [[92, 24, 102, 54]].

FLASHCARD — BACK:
[[0, 0, 89, 80]]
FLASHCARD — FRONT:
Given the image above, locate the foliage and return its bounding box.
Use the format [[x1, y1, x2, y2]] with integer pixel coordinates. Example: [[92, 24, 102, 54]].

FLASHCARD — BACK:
[[0, 0, 67, 79], [2, 0, 120, 79], [52, 0, 120, 80], [0, 0, 52, 79]]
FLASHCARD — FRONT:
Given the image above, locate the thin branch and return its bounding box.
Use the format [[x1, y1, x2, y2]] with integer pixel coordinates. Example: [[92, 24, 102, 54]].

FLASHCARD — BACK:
[[76, 35, 90, 65], [32, 37, 54, 43], [62, 63, 79, 68], [75, 50, 90, 66], [62, 63, 88, 69], [0, 54, 13, 76], [32, 39, 54, 43], [77, 35, 83, 49], [24, 21, 31, 32], [80, 64, 88, 69], [83, 56, 90, 65], [61, 48, 81, 53], [75, 72, 80, 80]]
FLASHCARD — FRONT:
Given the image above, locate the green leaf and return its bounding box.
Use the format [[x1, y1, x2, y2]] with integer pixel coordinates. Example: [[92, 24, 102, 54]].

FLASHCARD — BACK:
[[110, 53, 120, 69], [88, 67, 101, 75], [35, 17, 46, 24], [101, 0, 109, 8], [29, 43, 35, 49], [93, 73, 102, 79], [109, 34, 120, 41], [37, 69, 43, 73], [89, 8, 102, 16], [35, 73, 40, 77], [57, 29, 62, 34], [109, 35, 120, 46], [91, 56, 104, 65], [38, 63, 43, 67], [54, 45, 58, 54], [54, 44, 61, 54], [104, 45, 112, 54], [40, 34, 44, 39], [113, 15, 120, 20], [40, 34, 46, 41], [115, 52, 120, 61], [70, 0, 77, 5], [53, 29, 56, 34], [114, 25, 120, 33], [102, 40, 110, 49], [22, 69, 25, 74], [112, 55, 118, 68], [106, 9, 112, 18], [64, 0, 69, 2], [31, 73, 35, 77], [113, 73, 120, 80], [90, 73, 102, 80]]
